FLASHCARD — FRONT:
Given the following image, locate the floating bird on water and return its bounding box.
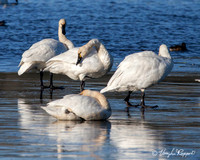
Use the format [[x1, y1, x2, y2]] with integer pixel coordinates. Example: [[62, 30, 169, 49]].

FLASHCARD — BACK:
[[101, 44, 173, 113], [0, 0, 18, 7], [18, 19, 74, 89], [0, 20, 6, 26], [44, 39, 113, 91], [41, 90, 111, 121], [169, 42, 187, 52]]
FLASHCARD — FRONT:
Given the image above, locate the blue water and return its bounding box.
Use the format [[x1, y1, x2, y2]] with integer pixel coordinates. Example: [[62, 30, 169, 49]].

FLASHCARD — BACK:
[[0, 0, 200, 73], [0, 0, 200, 160]]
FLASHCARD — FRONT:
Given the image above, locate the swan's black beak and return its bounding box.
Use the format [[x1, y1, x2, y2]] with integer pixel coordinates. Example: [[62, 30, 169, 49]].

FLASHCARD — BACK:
[[62, 24, 66, 35], [76, 54, 82, 65]]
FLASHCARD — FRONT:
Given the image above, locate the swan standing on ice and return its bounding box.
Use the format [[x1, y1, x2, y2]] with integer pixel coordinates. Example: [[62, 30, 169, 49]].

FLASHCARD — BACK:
[[41, 90, 111, 121], [44, 39, 113, 91], [18, 19, 74, 89], [101, 44, 173, 112]]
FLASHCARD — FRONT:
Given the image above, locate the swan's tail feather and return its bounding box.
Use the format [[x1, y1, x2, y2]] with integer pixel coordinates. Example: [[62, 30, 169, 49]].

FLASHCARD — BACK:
[[18, 62, 34, 76], [41, 106, 56, 116], [100, 87, 109, 93], [44, 61, 64, 74]]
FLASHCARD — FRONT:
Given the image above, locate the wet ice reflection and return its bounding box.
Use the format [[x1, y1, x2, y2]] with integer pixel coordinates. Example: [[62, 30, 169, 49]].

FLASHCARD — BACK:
[[18, 99, 167, 159]]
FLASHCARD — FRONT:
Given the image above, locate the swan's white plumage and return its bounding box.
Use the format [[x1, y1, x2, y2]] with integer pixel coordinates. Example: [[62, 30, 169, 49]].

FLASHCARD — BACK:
[[41, 90, 111, 121], [101, 44, 173, 93], [195, 79, 200, 82], [18, 19, 73, 76], [44, 39, 113, 81], [18, 39, 68, 75]]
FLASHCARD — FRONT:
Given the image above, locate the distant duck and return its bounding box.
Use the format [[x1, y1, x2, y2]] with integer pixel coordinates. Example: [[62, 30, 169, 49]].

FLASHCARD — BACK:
[[0, 20, 6, 26], [44, 39, 113, 91], [169, 42, 187, 52], [101, 44, 173, 112], [18, 19, 74, 89], [41, 90, 111, 121], [0, 0, 18, 6]]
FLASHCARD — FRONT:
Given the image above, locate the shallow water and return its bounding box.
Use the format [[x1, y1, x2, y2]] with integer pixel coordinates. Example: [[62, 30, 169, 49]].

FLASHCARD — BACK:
[[0, 0, 200, 159], [0, 72, 200, 159]]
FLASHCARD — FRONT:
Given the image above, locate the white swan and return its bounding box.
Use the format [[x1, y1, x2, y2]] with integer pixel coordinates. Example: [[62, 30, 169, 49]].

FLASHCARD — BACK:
[[195, 79, 200, 82], [44, 39, 113, 91], [18, 19, 74, 88], [101, 44, 173, 110], [41, 90, 111, 121]]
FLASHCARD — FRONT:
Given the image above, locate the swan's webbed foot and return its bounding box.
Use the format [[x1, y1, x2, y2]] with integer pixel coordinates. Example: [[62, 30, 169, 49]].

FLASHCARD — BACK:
[[49, 85, 65, 90], [141, 104, 158, 109], [40, 85, 50, 90]]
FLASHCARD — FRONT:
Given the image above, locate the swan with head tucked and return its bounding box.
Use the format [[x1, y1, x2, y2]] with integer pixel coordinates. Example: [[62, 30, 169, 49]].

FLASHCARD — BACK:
[[101, 44, 173, 112], [44, 39, 113, 91], [41, 90, 111, 121], [18, 19, 74, 89]]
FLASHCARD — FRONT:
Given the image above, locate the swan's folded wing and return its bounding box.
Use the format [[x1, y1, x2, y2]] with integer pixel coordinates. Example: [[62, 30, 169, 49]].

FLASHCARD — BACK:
[[21, 39, 67, 63], [62, 95, 104, 120], [46, 47, 79, 64], [41, 94, 82, 120], [101, 51, 171, 92]]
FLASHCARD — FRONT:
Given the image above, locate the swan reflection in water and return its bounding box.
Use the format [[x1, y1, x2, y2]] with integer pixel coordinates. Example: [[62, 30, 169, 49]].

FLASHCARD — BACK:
[[18, 99, 111, 159], [18, 99, 164, 159], [110, 121, 164, 159]]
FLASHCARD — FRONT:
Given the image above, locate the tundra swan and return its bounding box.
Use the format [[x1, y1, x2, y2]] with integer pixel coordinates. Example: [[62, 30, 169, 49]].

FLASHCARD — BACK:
[[18, 19, 74, 89], [101, 44, 173, 112], [44, 39, 113, 91], [41, 90, 111, 121]]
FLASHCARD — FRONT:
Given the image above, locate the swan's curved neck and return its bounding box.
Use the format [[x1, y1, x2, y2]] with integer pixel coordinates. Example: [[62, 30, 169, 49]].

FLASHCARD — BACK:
[[58, 25, 74, 50], [159, 46, 172, 59], [81, 90, 111, 111], [88, 39, 113, 71]]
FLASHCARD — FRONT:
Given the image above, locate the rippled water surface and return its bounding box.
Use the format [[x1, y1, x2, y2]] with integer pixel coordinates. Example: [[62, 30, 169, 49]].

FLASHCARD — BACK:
[[0, 0, 200, 159]]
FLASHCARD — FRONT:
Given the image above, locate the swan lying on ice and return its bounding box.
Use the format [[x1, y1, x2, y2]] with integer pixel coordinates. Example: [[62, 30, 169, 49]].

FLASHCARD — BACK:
[[41, 90, 111, 121]]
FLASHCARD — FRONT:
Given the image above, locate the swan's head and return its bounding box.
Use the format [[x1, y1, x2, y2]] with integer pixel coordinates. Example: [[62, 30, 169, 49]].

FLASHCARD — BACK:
[[76, 45, 88, 65], [59, 19, 66, 35], [159, 44, 171, 58]]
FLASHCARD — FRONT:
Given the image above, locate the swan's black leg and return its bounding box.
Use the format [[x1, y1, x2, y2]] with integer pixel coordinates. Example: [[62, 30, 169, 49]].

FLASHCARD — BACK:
[[40, 71, 51, 89], [140, 91, 158, 109], [124, 91, 132, 107], [80, 81, 85, 92], [40, 71, 44, 89], [40, 88, 44, 103], [49, 73, 64, 90], [124, 91, 139, 112]]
